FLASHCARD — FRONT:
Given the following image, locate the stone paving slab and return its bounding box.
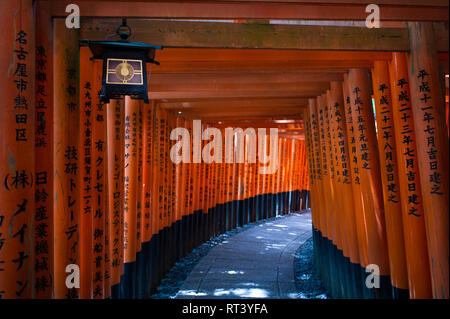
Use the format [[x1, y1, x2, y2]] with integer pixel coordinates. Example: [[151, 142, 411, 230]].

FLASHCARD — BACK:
[[175, 211, 312, 299]]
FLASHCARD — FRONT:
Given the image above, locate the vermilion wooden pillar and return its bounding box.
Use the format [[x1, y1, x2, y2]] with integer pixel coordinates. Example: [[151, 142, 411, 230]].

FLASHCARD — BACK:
[[347, 68, 391, 298], [315, 96, 331, 242], [389, 52, 433, 299], [330, 81, 361, 298], [91, 60, 107, 299], [325, 90, 345, 256], [0, 0, 35, 299], [306, 99, 324, 237], [407, 22, 449, 299], [107, 99, 125, 299], [54, 18, 80, 299], [34, 0, 54, 299], [372, 61, 410, 298], [342, 74, 369, 270], [122, 96, 139, 298]]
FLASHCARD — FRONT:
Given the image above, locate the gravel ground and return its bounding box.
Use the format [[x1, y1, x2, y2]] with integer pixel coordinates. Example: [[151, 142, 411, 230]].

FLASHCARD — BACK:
[[293, 237, 328, 299], [150, 212, 328, 299]]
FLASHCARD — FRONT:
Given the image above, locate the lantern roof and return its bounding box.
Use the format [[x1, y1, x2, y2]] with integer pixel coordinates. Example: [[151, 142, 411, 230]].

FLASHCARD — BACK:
[[80, 39, 162, 64]]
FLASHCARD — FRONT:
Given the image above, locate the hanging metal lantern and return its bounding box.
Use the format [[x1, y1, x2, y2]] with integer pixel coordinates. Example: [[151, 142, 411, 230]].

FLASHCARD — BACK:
[[80, 19, 161, 104]]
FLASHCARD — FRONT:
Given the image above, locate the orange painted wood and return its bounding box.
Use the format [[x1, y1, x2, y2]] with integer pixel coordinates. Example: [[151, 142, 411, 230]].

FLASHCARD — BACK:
[[91, 60, 107, 298], [389, 53, 433, 298], [34, 0, 54, 299], [136, 103, 143, 254], [307, 99, 325, 235], [342, 74, 370, 267], [372, 61, 410, 292], [53, 18, 80, 299], [407, 22, 449, 299], [79, 47, 94, 299], [329, 81, 360, 265], [124, 97, 139, 264], [0, 0, 35, 299], [325, 91, 344, 252], [106, 99, 125, 293], [316, 95, 333, 242], [347, 68, 390, 277], [142, 102, 154, 244]]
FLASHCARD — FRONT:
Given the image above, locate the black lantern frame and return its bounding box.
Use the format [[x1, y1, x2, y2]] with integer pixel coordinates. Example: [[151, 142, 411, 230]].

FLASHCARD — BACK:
[[80, 19, 161, 104]]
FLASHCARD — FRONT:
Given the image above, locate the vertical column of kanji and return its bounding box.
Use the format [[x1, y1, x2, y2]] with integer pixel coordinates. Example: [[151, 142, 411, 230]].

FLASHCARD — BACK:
[[389, 52, 433, 299], [141, 101, 153, 297], [187, 121, 196, 252], [34, 0, 53, 299], [174, 116, 185, 262], [325, 92, 344, 254], [317, 94, 339, 297], [122, 96, 138, 298], [304, 103, 320, 230], [53, 18, 80, 299], [150, 104, 161, 288], [328, 90, 347, 254], [372, 61, 410, 298], [325, 90, 346, 299], [0, 0, 34, 299], [160, 109, 169, 275], [90, 61, 106, 299], [407, 22, 449, 299], [169, 114, 178, 266], [347, 68, 391, 298], [343, 73, 369, 267], [330, 81, 362, 298], [78, 47, 93, 299], [303, 106, 320, 277], [107, 99, 124, 299], [182, 120, 191, 256], [316, 96, 331, 243], [163, 113, 170, 268], [135, 101, 144, 298]]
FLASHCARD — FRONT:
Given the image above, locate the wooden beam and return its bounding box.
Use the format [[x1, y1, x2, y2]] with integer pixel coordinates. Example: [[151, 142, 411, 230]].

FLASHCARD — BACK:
[[160, 98, 309, 110], [150, 71, 344, 85], [80, 19, 448, 51], [71, 0, 450, 6], [149, 82, 330, 94], [51, 1, 449, 21], [149, 90, 319, 99]]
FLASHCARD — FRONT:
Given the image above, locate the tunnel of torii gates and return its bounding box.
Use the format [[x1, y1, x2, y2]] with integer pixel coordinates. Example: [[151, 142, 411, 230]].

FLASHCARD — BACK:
[[0, 0, 449, 300]]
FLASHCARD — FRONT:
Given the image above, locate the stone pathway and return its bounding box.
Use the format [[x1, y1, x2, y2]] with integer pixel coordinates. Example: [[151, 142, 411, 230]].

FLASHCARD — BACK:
[[174, 211, 312, 299]]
